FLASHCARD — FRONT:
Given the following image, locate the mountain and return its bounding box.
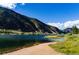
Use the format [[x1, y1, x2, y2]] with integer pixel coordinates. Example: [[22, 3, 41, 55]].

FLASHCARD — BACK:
[[0, 7, 61, 34], [63, 28, 72, 33]]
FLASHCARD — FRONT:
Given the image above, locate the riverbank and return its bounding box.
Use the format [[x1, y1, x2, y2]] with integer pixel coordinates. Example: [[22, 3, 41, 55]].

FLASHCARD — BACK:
[[0, 38, 47, 54], [5, 42, 63, 55], [45, 35, 64, 39], [0, 34, 64, 54]]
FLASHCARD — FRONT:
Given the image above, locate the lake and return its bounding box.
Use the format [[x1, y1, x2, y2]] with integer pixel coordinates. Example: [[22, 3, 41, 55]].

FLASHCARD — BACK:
[[0, 34, 64, 42]]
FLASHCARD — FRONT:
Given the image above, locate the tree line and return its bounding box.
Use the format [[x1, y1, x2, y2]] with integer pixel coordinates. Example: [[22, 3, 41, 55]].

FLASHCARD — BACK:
[[72, 26, 79, 34]]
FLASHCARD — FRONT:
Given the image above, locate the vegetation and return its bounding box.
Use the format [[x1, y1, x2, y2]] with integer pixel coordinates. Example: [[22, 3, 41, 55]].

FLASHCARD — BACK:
[[0, 38, 47, 54], [49, 33, 79, 55], [45, 35, 63, 39], [72, 26, 79, 34]]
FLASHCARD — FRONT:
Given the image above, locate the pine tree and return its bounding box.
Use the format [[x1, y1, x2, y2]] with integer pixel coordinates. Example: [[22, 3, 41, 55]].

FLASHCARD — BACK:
[[72, 26, 79, 34]]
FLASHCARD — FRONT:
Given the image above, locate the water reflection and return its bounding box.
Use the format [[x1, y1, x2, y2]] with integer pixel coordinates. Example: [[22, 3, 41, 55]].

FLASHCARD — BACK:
[[0, 34, 64, 42]]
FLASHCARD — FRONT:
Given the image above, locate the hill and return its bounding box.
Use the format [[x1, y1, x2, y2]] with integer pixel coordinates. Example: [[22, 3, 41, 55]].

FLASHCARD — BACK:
[[0, 7, 61, 34]]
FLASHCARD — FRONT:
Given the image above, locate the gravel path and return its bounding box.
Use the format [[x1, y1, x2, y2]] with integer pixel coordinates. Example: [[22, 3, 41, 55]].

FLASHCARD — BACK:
[[5, 42, 63, 55]]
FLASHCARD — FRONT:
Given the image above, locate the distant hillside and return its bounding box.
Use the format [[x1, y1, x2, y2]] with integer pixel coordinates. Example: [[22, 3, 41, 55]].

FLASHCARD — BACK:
[[0, 7, 62, 34], [63, 28, 72, 33]]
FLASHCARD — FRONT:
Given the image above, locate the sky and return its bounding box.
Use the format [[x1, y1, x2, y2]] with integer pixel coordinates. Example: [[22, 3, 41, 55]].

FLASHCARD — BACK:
[[0, 3, 79, 29]]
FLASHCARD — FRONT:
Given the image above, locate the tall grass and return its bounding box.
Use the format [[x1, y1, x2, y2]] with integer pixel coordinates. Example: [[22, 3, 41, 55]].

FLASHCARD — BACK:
[[49, 34, 79, 55]]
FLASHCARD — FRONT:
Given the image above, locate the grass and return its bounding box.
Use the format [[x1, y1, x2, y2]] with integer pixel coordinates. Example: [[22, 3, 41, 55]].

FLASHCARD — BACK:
[[45, 35, 63, 39], [0, 38, 47, 54], [49, 34, 79, 55]]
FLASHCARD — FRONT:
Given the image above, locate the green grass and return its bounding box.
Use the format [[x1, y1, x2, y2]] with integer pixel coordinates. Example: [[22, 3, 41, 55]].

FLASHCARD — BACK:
[[0, 38, 45, 54], [45, 35, 63, 39], [49, 34, 79, 55]]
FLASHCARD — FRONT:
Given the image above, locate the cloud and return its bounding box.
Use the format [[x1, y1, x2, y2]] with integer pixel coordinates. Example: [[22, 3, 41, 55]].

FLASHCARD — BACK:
[[21, 3, 25, 5], [47, 20, 79, 29], [64, 20, 79, 28], [48, 23, 64, 29], [0, 3, 17, 9], [0, 3, 25, 9]]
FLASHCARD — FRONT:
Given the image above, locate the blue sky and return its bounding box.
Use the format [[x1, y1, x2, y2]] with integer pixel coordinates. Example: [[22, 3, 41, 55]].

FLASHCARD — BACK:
[[0, 3, 79, 29], [12, 3, 79, 23]]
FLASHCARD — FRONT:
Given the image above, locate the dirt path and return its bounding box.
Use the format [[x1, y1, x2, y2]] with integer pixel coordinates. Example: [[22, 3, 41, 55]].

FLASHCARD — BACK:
[[5, 42, 63, 55]]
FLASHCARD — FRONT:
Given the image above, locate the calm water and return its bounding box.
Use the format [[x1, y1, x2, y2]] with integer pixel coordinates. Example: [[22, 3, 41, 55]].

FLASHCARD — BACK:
[[0, 34, 64, 42], [47, 38, 64, 42]]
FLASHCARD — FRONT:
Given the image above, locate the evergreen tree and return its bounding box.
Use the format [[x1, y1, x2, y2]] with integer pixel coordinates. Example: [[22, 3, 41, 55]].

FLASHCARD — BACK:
[[72, 26, 79, 34]]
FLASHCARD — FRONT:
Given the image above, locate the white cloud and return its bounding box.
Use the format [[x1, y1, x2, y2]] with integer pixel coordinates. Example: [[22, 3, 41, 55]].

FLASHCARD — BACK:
[[0, 3, 25, 9], [48, 23, 64, 29], [64, 20, 79, 28], [47, 20, 79, 29], [0, 3, 17, 9], [21, 3, 25, 5]]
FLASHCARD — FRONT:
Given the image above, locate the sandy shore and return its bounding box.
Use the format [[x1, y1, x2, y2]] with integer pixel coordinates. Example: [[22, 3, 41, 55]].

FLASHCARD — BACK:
[[5, 42, 63, 55]]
